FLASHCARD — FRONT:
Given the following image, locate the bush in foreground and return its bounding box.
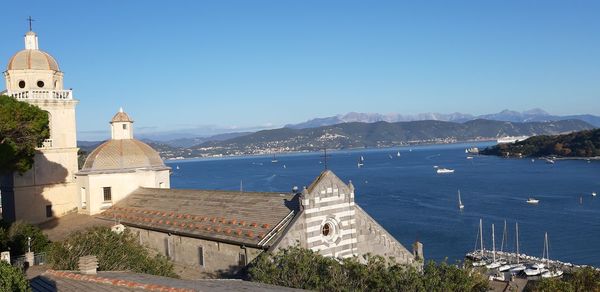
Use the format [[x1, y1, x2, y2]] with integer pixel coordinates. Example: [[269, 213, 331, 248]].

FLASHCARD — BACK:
[[526, 266, 600, 292], [0, 220, 50, 256], [249, 245, 488, 292], [0, 260, 30, 292], [48, 226, 176, 278]]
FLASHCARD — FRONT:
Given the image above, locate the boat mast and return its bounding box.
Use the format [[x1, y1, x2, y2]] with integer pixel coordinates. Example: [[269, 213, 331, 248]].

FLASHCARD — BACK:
[[501, 220, 507, 252], [516, 222, 520, 264], [545, 232, 549, 266], [479, 219, 484, 258], [492, 224, 496, 263]]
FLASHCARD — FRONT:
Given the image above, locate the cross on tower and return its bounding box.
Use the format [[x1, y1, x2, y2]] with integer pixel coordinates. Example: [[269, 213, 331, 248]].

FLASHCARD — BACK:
[[320, 148, 330, 170], [27, 16, 35, 31]]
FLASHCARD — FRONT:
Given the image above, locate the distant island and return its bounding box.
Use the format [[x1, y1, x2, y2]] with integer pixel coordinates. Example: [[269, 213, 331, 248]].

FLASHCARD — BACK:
[[481, 128, 600, 158]]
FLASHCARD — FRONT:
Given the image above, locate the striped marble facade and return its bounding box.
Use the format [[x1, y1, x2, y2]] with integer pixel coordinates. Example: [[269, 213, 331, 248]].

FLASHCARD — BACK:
[[301, 171, 358, 258]]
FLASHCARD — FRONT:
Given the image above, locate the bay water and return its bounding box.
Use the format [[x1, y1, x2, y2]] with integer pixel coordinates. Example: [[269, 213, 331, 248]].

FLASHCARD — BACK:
[[167, 142, 600, 266]]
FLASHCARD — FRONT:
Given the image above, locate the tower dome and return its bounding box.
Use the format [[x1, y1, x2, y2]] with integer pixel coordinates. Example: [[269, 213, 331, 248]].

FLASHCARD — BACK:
[[6, 31, 60, 71]]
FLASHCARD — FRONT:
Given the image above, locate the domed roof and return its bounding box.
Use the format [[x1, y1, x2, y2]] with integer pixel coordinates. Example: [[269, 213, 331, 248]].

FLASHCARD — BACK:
[[111, 110, 133, 123], [7, 49, 60, 71], [80, 139, 168, 173]]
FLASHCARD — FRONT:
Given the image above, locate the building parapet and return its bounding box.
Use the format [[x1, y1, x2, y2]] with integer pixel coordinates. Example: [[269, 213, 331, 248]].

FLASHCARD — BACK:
[[4, 89, 73, 100]]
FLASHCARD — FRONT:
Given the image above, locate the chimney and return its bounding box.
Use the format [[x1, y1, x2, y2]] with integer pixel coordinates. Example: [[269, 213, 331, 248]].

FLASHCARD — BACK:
[[78, 255, 99, 275]]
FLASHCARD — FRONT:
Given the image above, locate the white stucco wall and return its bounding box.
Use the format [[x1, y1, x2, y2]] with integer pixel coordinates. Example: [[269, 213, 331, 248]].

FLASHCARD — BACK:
[[77, 169, 170, 215]]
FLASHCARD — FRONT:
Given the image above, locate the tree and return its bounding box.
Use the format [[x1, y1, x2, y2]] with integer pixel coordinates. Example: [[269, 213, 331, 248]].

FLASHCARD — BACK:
[[0, 261, 30, 292], [48, 226, 177, 278], [0, 94, 49, 175]]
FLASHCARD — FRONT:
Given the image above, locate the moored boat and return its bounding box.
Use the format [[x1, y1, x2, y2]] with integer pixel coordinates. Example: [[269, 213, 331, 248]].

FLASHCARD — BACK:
[[436, 168, 454, 174], [526, 198, 539, 204]]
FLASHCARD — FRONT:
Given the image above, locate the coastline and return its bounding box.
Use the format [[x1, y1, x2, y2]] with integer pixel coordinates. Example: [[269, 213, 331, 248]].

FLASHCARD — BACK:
[[165, 139, 497, 162]]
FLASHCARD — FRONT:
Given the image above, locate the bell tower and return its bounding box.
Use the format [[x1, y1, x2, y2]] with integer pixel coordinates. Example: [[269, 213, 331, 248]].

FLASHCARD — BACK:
[[1, 29, 79, 223]]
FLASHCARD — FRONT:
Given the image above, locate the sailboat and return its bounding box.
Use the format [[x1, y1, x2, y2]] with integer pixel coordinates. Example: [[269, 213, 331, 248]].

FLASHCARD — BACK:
[[271, 154, 278, 163], [509, 222, 527, 273], [541, 233, 564, 278], [458, 190, 464, 210], [524, 232, 552, 277], [357, 156, 364, 168], [176, 165, 180, 170], [486, 224, 504, 269], [471, 219, 487, 267], [397, 151, 401, 157]]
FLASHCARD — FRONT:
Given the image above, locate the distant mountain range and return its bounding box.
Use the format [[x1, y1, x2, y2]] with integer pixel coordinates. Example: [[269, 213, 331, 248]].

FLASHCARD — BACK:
[[177, 119, 594, 158], [285, 109, 600, 129]]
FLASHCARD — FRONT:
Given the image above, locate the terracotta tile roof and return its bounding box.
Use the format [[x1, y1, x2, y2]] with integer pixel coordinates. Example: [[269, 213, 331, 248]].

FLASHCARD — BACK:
[[97, 188, 300, 248], [111, 111, 133, 123]]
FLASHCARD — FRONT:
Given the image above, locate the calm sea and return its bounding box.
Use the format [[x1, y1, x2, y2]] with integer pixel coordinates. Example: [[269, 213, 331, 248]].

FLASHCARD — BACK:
[[166, 142, 600, 266]]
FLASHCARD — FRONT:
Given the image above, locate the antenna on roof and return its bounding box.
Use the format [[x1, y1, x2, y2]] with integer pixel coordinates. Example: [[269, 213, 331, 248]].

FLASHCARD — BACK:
[[119, 107, 124, 113], [27, 16, 35, 31]]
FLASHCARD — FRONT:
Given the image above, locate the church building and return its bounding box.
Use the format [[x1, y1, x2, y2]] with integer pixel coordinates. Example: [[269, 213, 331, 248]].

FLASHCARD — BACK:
[[76, 109, 170, 215], [2, 29, 421, 276], [1, 30, 79, 224]]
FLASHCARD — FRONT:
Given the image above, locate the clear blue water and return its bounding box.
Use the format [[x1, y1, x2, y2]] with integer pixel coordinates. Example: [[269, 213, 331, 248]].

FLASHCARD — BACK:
[[167, 142, 600, 266]]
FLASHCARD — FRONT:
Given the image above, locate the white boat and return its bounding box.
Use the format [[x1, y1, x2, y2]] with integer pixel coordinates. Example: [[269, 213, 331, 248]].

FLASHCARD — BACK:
[[524, 263, 548, 276], [466, 147, 479, 154], [458, 190, 464, 210], [545, 158, 555, 164], [271, 154, 278, 163], [593, 192, 597, 197], [397, 151, 401, 157], [509, 264, 527, 273], [466, 156, 474, 160], [176, 165, 180, 170], [542, 269, 564, 278], [436, 168, 454, 174], [527, 198, 539, 204], [357, 156, 364, 168], [497, 136, 529, 144]]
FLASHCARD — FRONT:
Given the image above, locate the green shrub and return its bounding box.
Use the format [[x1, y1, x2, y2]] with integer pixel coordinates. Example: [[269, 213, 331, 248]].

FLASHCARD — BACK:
[[6, 221, 50, 255], [0, 260, 30, 292], [48, 226, 176, 278], [248, 245, 488, 292]]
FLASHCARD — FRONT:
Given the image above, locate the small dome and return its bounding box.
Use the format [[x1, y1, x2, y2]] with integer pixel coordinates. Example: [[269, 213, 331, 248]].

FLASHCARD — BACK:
[[80, 139, 168, 173], [7, 49, 60, 71], [111, 111, 133, 123]]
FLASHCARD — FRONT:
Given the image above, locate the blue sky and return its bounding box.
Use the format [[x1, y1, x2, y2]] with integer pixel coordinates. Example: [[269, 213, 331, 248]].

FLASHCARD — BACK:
[[1, 1, 599, 140]]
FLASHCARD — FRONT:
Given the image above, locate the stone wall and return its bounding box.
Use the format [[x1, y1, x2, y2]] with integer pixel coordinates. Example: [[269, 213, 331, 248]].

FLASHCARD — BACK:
[[129, 226, 263, 276], [354, 205, 415, 265]]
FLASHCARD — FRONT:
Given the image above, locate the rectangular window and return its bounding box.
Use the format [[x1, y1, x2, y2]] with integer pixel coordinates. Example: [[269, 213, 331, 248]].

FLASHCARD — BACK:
[[122, 124, 127, 130], [238, 253, 246, 266], [103, 187, 112, 202], [198, 246, 204, 267], [164, 237, 170, 257], [46, 205, 53, 218], [81, 187, 87, 208]]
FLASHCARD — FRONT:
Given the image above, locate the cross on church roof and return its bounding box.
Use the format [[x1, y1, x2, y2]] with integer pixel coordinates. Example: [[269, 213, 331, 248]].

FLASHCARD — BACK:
[[27, 16, 35, 31], [320, 148, 330, 170]]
